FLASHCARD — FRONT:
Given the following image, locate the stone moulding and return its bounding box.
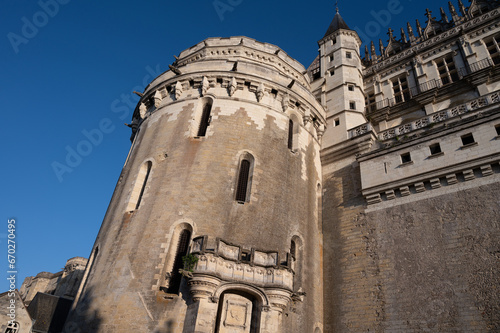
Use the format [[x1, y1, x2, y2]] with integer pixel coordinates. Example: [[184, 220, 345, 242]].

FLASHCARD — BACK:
[[132, 73, 326, 134], [350, 90, 500, 141], [192, 253, 294, 291], [363, 159, 500, 205]]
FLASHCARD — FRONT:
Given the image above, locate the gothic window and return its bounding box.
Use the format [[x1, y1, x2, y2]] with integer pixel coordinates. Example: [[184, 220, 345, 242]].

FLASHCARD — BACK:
[[235, 153, 255, 203], [127, 161, 152, 211], [197, 98, 213, 137], [5, 322, 19, 333], [392, 75, 410, 104], [485, 35, 500, 65], [166, 229, 192, 294], [436, 54, 459, 85], [236, 160, 251, 202]]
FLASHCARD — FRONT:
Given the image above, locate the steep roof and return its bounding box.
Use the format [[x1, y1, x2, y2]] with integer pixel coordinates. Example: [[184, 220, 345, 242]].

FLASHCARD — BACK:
[[323, 9, 352, 37]]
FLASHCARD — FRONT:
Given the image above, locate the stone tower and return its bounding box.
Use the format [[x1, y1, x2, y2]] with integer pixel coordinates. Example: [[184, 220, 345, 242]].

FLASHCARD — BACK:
[[66, 37, 326, 332], [317, 8, 365, 147]]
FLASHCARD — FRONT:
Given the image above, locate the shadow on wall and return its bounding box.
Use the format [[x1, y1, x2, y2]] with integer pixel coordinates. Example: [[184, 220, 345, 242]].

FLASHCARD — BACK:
[[155, 320, 175, 333], [62, 287, 102, 333]]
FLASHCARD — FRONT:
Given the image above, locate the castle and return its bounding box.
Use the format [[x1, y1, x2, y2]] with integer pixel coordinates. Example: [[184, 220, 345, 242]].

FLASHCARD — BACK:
[[7, 1, 500, 332]]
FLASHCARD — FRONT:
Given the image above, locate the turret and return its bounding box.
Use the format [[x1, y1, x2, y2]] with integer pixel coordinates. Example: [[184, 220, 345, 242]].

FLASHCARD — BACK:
[[317, 7, 365, 146]]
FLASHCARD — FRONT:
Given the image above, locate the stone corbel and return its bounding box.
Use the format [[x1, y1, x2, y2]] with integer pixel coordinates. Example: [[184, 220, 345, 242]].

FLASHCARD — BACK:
[[316, 124, 325, 140], [303, 108, 311, 124], [139, 103, 147, 119], [154, 90, 162, 108], [282, 94, 290, 112], [256, 83, 265, 102], [229, 77, 237, 96], [201, 76, 209, 96], [174, 81, 183, 100]]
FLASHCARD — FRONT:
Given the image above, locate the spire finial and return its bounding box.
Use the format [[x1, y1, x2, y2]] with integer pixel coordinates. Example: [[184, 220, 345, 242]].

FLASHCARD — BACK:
[[335, 1, 339, 13]]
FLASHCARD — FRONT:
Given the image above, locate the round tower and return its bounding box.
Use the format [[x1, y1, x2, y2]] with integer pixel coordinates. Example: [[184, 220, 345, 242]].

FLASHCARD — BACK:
[[67, 36, 326, 333]]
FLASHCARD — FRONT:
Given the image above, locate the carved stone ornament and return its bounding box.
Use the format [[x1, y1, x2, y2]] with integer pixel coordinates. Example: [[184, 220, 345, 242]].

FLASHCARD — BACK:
[[282, 94, 290, 112], [139, 103, 147, 119], [303, 108, 311, 124], [317, 124, 325, 139], [256, 82, 265, 102], [201, 76, 209, 96], [229, 77, 237, 96], [174, 81, 183, 100], [154, 90, 162, 108]]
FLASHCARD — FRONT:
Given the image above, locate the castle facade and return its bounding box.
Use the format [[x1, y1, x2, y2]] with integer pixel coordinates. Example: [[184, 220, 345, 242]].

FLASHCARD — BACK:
[[62, 1, 500, 332]]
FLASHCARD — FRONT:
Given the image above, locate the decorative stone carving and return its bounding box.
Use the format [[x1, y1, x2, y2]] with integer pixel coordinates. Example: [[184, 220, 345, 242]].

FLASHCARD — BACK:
[[139, 103, 147, 119], [229, 77, 237, 96], [303, 108, 311, 124], [201, 76, 209, 96], [282, 94, 289, 112], [256, 83, 265, 102], [174, 81, 183, 100], [154, 90, 162, 108], [316, 124, 325, 140]]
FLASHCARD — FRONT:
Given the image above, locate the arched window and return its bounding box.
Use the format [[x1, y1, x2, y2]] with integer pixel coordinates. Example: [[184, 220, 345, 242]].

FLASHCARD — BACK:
[[5, 321, 19, 333], [235, 153, 254, 203], [288, 114, 300, 152], [291, 236, 303, 290], [196, 98, 213, 137], [288, 119, 294, 150], [166, 229, 192, 294], [126, 161, 152, 211]]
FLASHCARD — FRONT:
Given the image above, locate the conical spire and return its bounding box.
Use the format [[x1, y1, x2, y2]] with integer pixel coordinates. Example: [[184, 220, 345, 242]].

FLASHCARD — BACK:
[[323, 6, 352, 37]]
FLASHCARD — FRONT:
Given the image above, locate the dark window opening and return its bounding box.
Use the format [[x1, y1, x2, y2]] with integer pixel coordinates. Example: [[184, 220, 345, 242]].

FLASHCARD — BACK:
[[334, 118, 340, 126], [429, 143, 442, 155], [346, 52, 352, 59], [236, 160, 251, 202], [401, 152, 412, 164], [271, 89, 278, 97], [136, 162, 152, 210], [244, 81, 251, 87], [241, 250, 251, 262], [495, 124, 500, 136], [216, 78, 223, 84], [349, 101, 356, 110], [197, 101, 212, 137], [461, 133, 475, 146], [348, 85, 354, 91], [167, 229, 191, 294], [288, 119, 294, 150], [189, 80, 195, 88]]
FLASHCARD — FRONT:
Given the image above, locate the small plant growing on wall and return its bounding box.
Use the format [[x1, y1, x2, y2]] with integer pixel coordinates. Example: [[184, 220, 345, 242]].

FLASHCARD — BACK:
[[179, 253, 199, 278]]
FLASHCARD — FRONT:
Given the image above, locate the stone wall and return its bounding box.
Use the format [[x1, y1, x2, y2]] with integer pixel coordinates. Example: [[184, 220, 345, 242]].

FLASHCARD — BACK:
[[323, 161, 500, 332]]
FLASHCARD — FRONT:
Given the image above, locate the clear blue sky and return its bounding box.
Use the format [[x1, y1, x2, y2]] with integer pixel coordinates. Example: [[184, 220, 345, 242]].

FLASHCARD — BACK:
[[2, 0, 448, 292]]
